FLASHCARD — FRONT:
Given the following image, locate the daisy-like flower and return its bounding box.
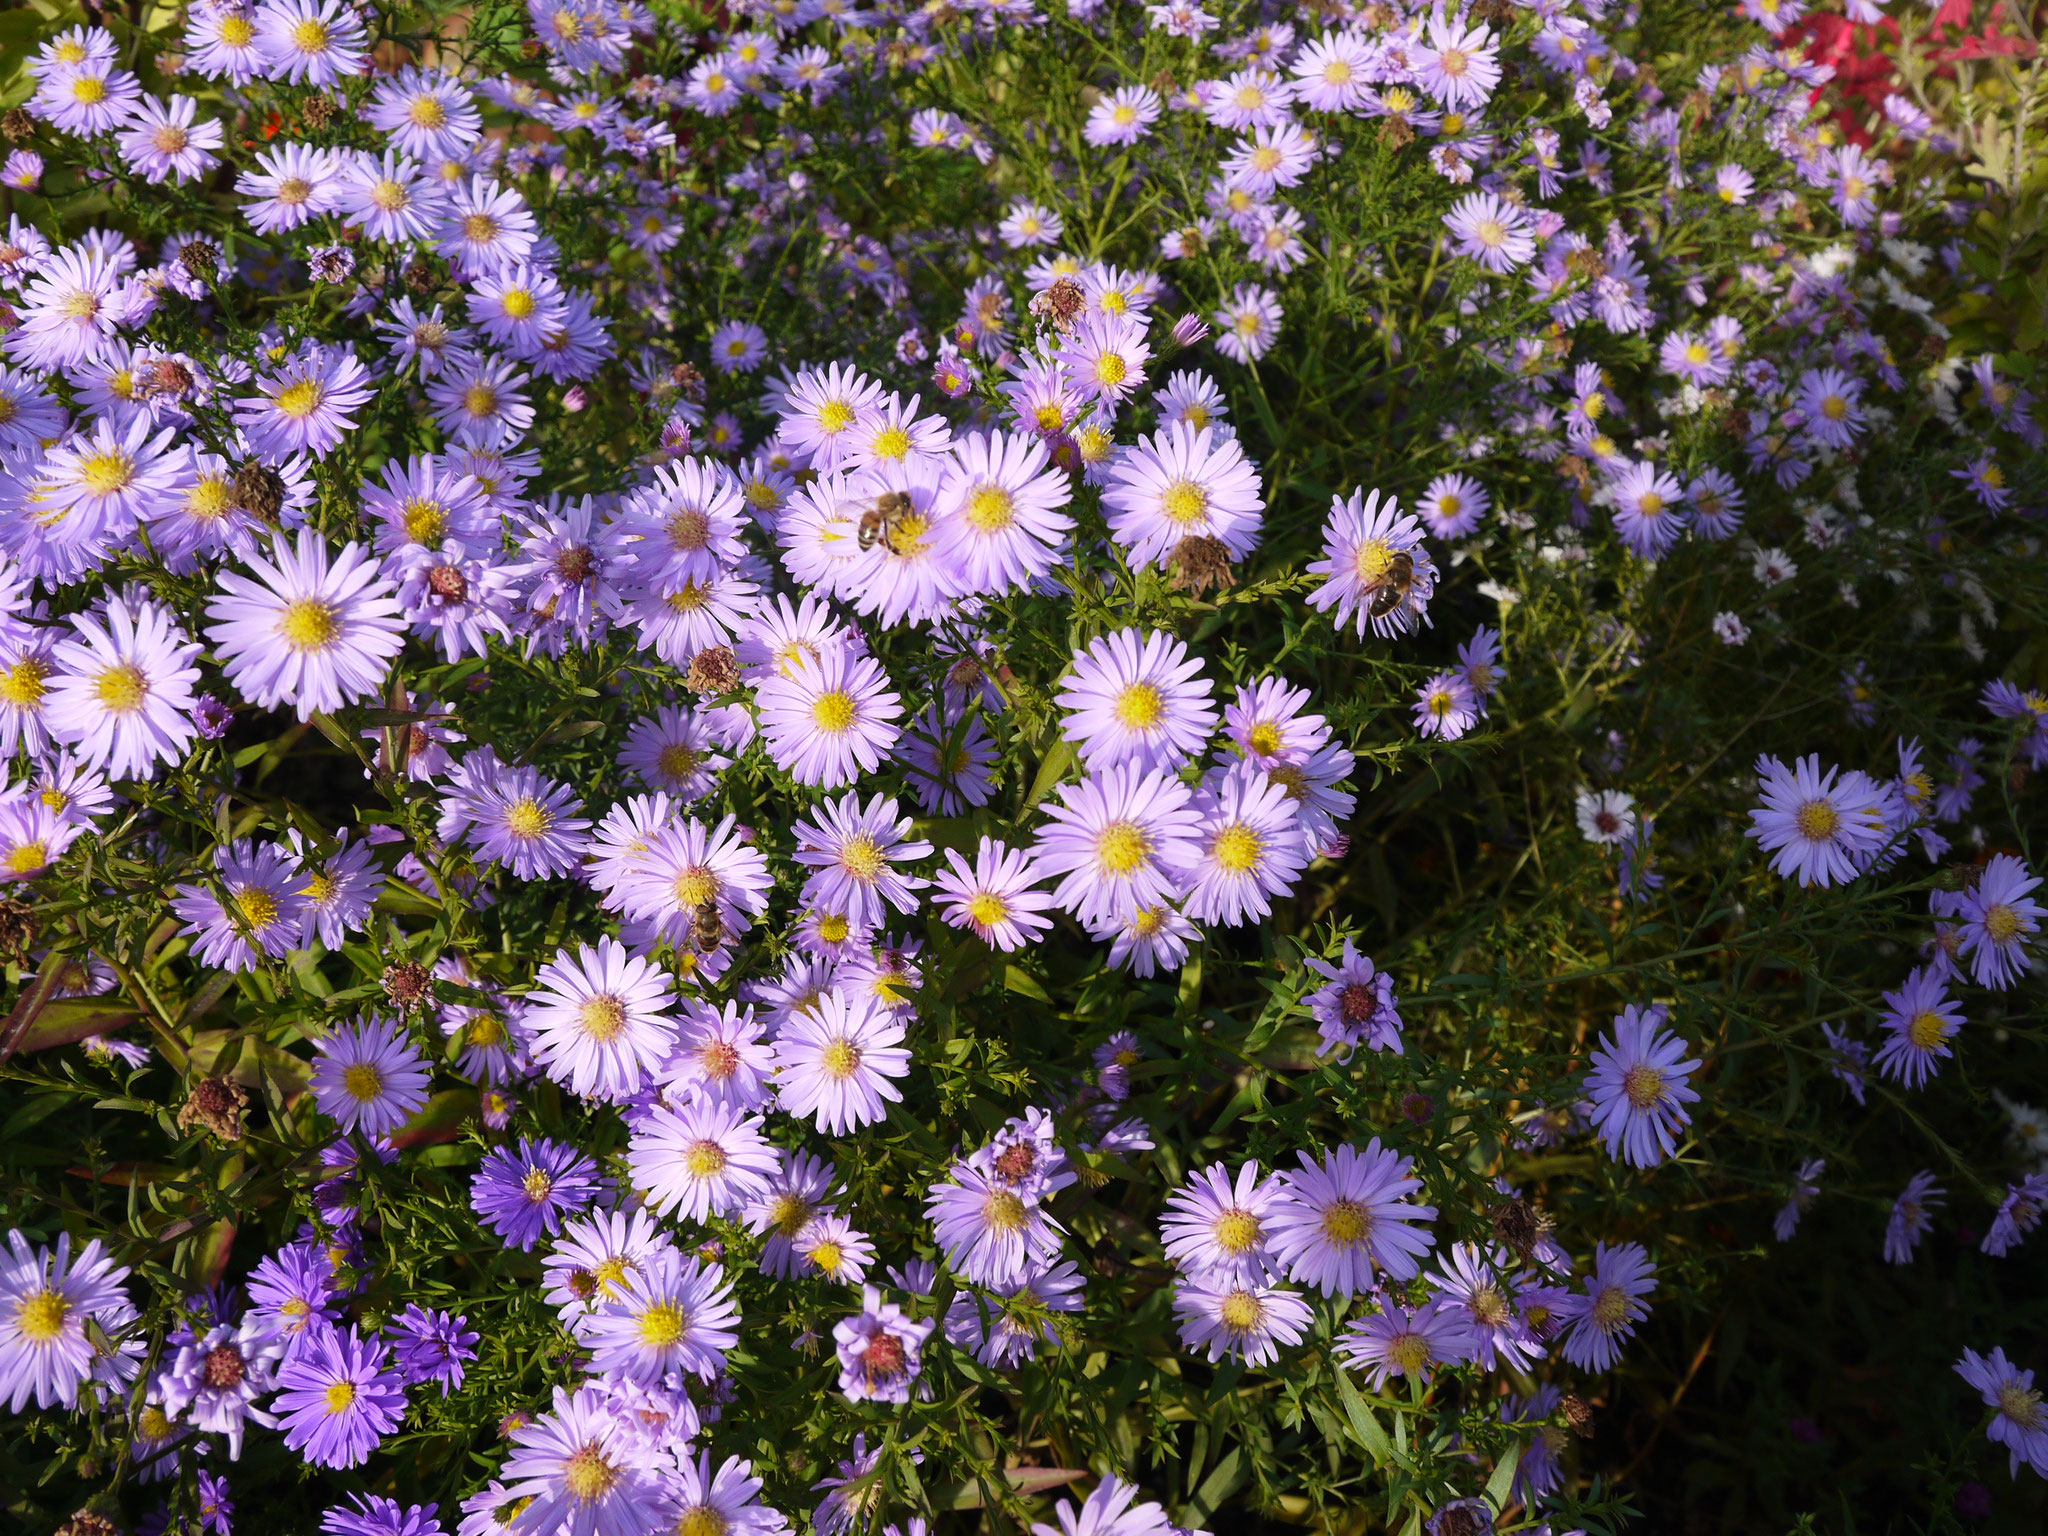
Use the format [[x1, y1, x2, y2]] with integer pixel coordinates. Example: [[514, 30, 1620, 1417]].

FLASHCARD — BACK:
[[998, 199, 1063, 248], [1582, 1004, 1701, 1169], [1775, 1157, 1827, 1242], [498, 1385, 667, 1536], [1182, 764, 1307, 925], [169, 840, 307, 971], [1336, 1296, 1476, 1389], [308, 1017, 430, 1139], [1746, 753, 1891, 888], [1172, 1278, 1311, 1366], [1575, 786, 1636, 846], [1085, 84, 1162, 146], [1033, 765, 1203, 928], [289, 829, 384, 950], [582, 1250, 739, 1383], [927, 1159, 1065, 1287], [790, 793, 931, 930], [1030, 1478, 1179, 1536], [795, 1212, 876, 1285], [1982, 1175, 2048, 1258], [1055, 311, 1150, 408], [365, 65, 481, 162], [929, 428, 1074, 594], [1057, 629, 1219, 774], [447, 756, 592, 881], [1305, 488, 1438, 639], [619, 704, 730, 803], [1161, 1162, 1285, 1288], [541, 1209, 673, 1315], [1874, 967, 1963, 1087], [473, 1137, 602, 1252], [158, 1315, 285, 1458], [667, 1454, 786, 1536], [835, 1287, 936, 1404], [628, 1099, 780, 1224], [0, 798, 81, 883], [1414, 472, 1488, 540], [1431, 1242, 1542, 1371], [1884, 1171, 1944, 1264], [206, 532, 405, 721], [1954, 1347, 2048, 1479], [1956, 853, 2042, 989], [709, 320, 769, 374], [237, 141, 343, 234], [272, 1326, 405, 1470], [115, 94, 224, 184], [755, 647, 903, 788], [1102, 422, 1266, 571], [46, 592, 201, 780], [7, 245, 125, 371], [524, 938, 678, 1103], [1555, 1241, 1657, 1371], [1414, 12, 1501, 109], [255, 0, 368, 84], [234, 343, 374, 462], [1301, 938, 1403, 1054], [1413, 670, 1479, 741], [1269, 1141, 1437, 1296], [0, 1231, 132, 1412], [1444, 190, 1534, 272], [779, 362, 886, 473], [932, 837, 1056, 951], [774, 988, 911, 1135]]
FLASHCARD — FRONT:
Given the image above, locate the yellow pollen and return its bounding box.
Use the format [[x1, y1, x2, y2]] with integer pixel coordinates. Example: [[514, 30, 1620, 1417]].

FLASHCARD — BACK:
[[1622, 1062, 1666, 1109], [968, 892, 1008, 927], [1218, 1291, 1263, 1331], [1211, 825, 1263, 873], [323, 1379, 356, 1413], [341, 1062, 384, 1102], [291, 18, 331, 51], [870, 426, 911, 459], [0, 658, 48, 708], [1161, 479, 1207, 525], [562, 1444, 620, 1501], [503, 798, 552, 839], [1589, 1284, 1632, 1331], [402, 497, 448, 543], [500, 288, 538, 321], [1320, 1198, 1369, 1244], [408, 96, 449, 129], [1353, 540, 1394, 582], [1984, 904, 2022, 944], [233, 887, 278, 930], [219, 14, 255, 44], [1907, 1010, 1952, 1050], [1386, 1334, 1430, 1374], [983, 1189, 1028, 1231], [5, 843, 47, 875], [71, 76, 108, 106], [1999, 1382, 2045, 1430], [94, 663, 147, 713], [15, 1290, 68, 1341], [1794, 799, 1840, 841], [462, 384, 499, 418], [966, 485, 1015, 531], [579, 996, 626, 1042], [838, 835, 885, 881], [816, 400, 856, 435], [272, 379, 324, 419], [1096, 822, 1149, 875], [679, 1506, 729, 1536], [1213, 1208, 1261, 1254], [1822, 395, 1849, 422], [1114, 682, 1164, 730], [818, 913, 850, 942], [685, 1139, 728, 1177], [1246, 722, 1282, 757], [152, 124, 190, 154], [666, 582, 708, 612], [1094, 352, 1128, 387], [466, 1014, 505, 1048], [462, 213, 499, 243], [820, 1038, 862, 1079], [806, 1238, 845, 1274]]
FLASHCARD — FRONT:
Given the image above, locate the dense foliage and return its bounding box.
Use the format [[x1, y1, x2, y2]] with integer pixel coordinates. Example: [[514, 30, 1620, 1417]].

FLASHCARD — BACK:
[[0, 0, 2045, 1534]]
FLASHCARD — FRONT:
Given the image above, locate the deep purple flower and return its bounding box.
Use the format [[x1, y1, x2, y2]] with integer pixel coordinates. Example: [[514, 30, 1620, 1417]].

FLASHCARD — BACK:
[[471, 1137, 603, 1251], [272, 1325, 405, 1469]]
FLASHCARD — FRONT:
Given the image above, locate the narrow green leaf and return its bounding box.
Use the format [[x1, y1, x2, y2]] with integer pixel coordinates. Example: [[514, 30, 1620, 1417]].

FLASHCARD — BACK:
[[1485, 1440, 1522, 1513]]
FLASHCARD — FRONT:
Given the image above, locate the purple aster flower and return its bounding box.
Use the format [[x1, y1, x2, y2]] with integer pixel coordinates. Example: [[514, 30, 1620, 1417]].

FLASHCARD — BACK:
[[524, 937, 678, 1103], [932, 837, 1056, 951], [1100, 423, 1265, 571], [773, 987, 911, 1136], [44, 589, 202, 781], [1181, 764, 1307, 925], [1269, 1141, 1437, 1295], [1301, 939, 1402, 1055], [1161, 1161, 1284, 1288], [1980, 1174, 2046, 1258], [1775, 1158, 1826, 1242], [1956, 853, 2041, 989], [1582, 1004, 1701, 1169], [206, 531, 405, 720], [1028, 1478, 1177, 1536], [1875, 967, 1963, 1087], [1954, 1347, 2048, 1479], [308, 1016, 430, 1138], [0, 1230, 132, 1411], [245, 1243, 340, 1342], [499, 1385, 667, 1536], [321, 1493, 442, 1536], [198, 1470, 233, 1535], [627, 1098, 780, 1224], [789, 793, 931, 930], [273, 1325, 405, 1469], [158, 1315, 285, 1458], [234, 343, 375, 462], [755, 647, 905, 790], [1555, 1241, 1657, 1372], [1746, 753, 1891, 887], [255, 0, 369, 85], [168, 839, 308, 972], [441, 753, 592, 880], [1433, 1242, 1542, 1371], [471, 1137, 602, 1251], [926, 1159, 1064, 1287], [1057, 628, 1219, 776], [1032, 764, 1204, 929], [1412, 670, 1479, 741], [580, 1249, 739, 1383], [1444, 190, 1534, 272], [1336, 1295, 1477, 1389], [1885, 1172, 1944, 1264], [667, 1453, 786, 1536], [1305, 488, 1437, 639], [834, 1285, 935, 1403], [1172, 1276, 1311, 1365], [388, 1304, 477, 1394]]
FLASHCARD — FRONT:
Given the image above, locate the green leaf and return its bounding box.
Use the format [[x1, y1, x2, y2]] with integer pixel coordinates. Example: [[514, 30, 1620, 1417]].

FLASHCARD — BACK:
[[1023, 738, 1077, 807], [1001, 965, 1050, 1003], [1333, 1371, 1400, 1469], [1485, 1440, 1522, 1513]]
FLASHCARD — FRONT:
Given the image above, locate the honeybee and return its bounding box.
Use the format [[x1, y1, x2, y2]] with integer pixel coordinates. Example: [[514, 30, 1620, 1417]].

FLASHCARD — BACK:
[[856, 490, 916, 553], [1366, 550, 1415, 621], [690, 900, 726, 954]]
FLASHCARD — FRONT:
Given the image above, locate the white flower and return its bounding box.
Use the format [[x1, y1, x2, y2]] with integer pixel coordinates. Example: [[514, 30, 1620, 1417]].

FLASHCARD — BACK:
[[1712, 612, 1749, 646], [1574, 787, 1636, 846]]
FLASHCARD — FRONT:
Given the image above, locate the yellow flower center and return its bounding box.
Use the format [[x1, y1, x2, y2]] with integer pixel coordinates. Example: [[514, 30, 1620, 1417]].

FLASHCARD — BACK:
[[1999, 1382, 2045, 1430], [323, 1379, 356, 1413], [966, 485, 1015, 532], [234, 887, 278, 930], [14, 1290, 68, 1341], [1213, 1208, 1261, 1253], [812, 690, 856, 733], [463, 384, 499, 418], [1319, 1198, 1369, 1244], [94, 663, 147, 713], [1211, 825, 1263, 873], [816, 400, 856, 435], [1984, 904, 2023, 944], [273, 379, 324, 419], [501, 288, 538, 321], [1114, 682, 1164, 730], [1353, 539, 1394, 582], [1161, 479, 1207, 525], [342, 1062, 384, 1102], [409, 95, 449, 128], [1589, 1283, 1632, 1331], [579, 996, 626, 1042], [1094, 352, 1128, 387], [1096, 822, 1149, 875], [820, 1038, 862, 1079], [685, 1139, 728, 1177], [1794, 799, 1839, 841], [1622, 1062, 1666, 1109], [1907, 1010, 1952, 1050], [466, 1014, 504, 1048], [838, 835, 885, 881], [968, 892, 1008, 927], [870, 425, 910, 459], [291, 18, 331, 51], [5, 842, 47, 875], [0, 658, 48, 709], [504, 798, 552, 839], [1218, 1290, 1263, 1331], [403, 497, 448, 543], [72, 76, 108, 106], [1386, 1334, 1430, 1375], [678, 1506, 729, 1536], [562, 1444, 619, 1501], [983, 1189, 1027, 1231]]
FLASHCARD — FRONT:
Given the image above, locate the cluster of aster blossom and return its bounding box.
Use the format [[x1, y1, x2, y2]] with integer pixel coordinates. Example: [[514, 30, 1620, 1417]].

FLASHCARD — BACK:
[[0, 0, 2043, 1527]]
